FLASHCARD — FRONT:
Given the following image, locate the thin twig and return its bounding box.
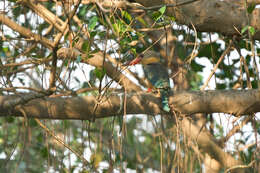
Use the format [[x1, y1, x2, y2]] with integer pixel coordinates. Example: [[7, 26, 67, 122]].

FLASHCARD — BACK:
[[186, 22, 199, 64], [0, 87, 48, 94], [234, 45, 252, 89], [35, 118, 89, 165], [224, 160, 256, 173], [200, 40, 233, 90], [218, 116, 251, 145]]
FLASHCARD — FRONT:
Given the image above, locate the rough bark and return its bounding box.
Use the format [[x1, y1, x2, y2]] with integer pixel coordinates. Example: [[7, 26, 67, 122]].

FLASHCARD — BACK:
[[1, 89, 259, 119], [135, 0, 260, 40]]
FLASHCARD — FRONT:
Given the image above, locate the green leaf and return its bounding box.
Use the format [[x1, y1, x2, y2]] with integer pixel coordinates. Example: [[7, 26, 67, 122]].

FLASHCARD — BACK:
[[90, 49, 99, 54], [169, 16, 175, 21], [90, 31, 97, 38], [216, 83, 227, 89], [29, 119, 38, 127], [241, 25, 248, 34], [37, 134, 43, 143], [88, 16, 98, 31], [191, 61, 205, 72], [247, 3, 256, 14], [248, 26, 255, 35], [81, 41, 90, 52], [5, 117, 14, 123], [122, 10, 132, 21], [112, 23, 119, 34], [3, 47, 9, 53], [136, 16, 147, 26], [151, 6, 166, 22], [242, 25, 256, 36], [79, 5, 87, 17], [112, 19, 127, 34], [98, 31, 107, 38], [94, 68, 106, 80], [12, 6, 21, 17], [40, 147, 48, 158], [159, 5, 166, 15], [152, 11, 162, 21]]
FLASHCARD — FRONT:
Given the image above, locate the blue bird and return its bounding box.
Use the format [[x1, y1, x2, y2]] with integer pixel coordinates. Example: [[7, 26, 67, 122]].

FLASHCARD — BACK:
[[127, 51, 171, 112]]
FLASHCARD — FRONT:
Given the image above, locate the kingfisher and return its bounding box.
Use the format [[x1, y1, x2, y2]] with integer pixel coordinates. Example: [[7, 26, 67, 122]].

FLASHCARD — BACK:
[[125, 51, 171, 112]]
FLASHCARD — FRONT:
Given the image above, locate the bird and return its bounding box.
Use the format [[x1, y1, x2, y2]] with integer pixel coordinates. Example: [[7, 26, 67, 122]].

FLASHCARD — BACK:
[[126, 51, 171, 112]]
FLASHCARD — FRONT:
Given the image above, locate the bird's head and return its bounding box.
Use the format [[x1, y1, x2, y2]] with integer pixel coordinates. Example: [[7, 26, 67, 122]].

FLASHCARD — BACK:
[[125, 51, 160, 66]]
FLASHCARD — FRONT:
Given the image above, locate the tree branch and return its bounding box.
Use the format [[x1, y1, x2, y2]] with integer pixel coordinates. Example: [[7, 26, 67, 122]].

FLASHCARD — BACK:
[[181, 117, 245, 173], [20, 0, 65, 32], [171, 89, 260, 116], [1, 90, 260, 119], [57, 48, 142, 91], [135, 0, 260, 40], [0, 14, 54, 48]]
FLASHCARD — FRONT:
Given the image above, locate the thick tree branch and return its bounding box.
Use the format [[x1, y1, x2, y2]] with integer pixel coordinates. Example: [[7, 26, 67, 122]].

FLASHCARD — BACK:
[[171, 89, 260, 116], [135, 0, 260, 40], [1, 89, 260, 119]]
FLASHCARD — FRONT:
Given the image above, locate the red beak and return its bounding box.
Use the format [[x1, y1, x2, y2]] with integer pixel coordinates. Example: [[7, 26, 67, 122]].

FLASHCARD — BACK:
[[128, 57, 142, 65], [124, 55, 143, 66]]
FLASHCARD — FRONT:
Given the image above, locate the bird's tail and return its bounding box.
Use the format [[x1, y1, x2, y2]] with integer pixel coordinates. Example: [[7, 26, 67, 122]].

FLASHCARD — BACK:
[[160, 88, 170, 112]]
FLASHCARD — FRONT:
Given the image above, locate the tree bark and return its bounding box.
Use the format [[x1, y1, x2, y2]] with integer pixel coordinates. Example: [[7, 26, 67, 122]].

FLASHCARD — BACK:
[[135, 0, 260, 40], [0, 89, 259, 119]]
